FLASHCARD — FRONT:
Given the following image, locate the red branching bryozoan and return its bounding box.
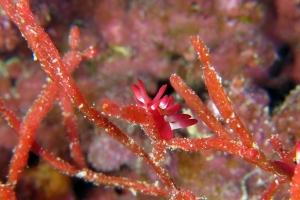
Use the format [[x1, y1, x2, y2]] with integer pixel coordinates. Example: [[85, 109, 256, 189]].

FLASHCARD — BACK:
[[169, 36, 300, 198], [0, 0, 176, 199], [190, 36, 256, 149], [0, 184, 16, 200], [291, 141, 300, 199], [260, 177, 290, 200], [0, 0, 299, 199], [0, 0, 176, 195]]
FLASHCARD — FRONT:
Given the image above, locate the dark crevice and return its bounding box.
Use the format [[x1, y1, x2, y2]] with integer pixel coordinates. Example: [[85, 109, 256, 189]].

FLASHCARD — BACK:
[[26, 151, 40, 167], [72, 178, 95, 200], [268, 44, 294, 78], [264, 44, 296, 115], [264, 81, 295, 115], [114, 187, 125, 195]]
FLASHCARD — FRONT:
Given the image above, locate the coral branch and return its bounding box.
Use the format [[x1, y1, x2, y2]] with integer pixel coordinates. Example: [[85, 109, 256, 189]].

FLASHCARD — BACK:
[[260, 178, 288, 200], [59, 91, 87, 168], [8, 81, 58, 185], [3, 24, 90, 185], [167, 137, 287, 176], [269, 135, 287, 160], [167, 138, 258, 160], [291, 164, 300, 199], [170, 43, 293, 179], [190, 36, 256, 149], [170, 74, 233, 140], [0, 0, 176, 191], [291, 141, 300, 199], [0, 184, 16, 200], [39, 152, 169, 197], [0, 97, 169, 197]]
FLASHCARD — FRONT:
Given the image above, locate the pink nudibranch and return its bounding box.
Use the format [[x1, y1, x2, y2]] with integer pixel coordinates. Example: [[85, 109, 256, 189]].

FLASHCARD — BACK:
[[132, 79, 197, 140]]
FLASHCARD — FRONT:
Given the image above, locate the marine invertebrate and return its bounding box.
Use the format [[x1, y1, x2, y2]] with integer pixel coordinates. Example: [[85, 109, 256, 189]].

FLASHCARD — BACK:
[[0, 0, 299, 199], [132, 79, 197, 140]]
